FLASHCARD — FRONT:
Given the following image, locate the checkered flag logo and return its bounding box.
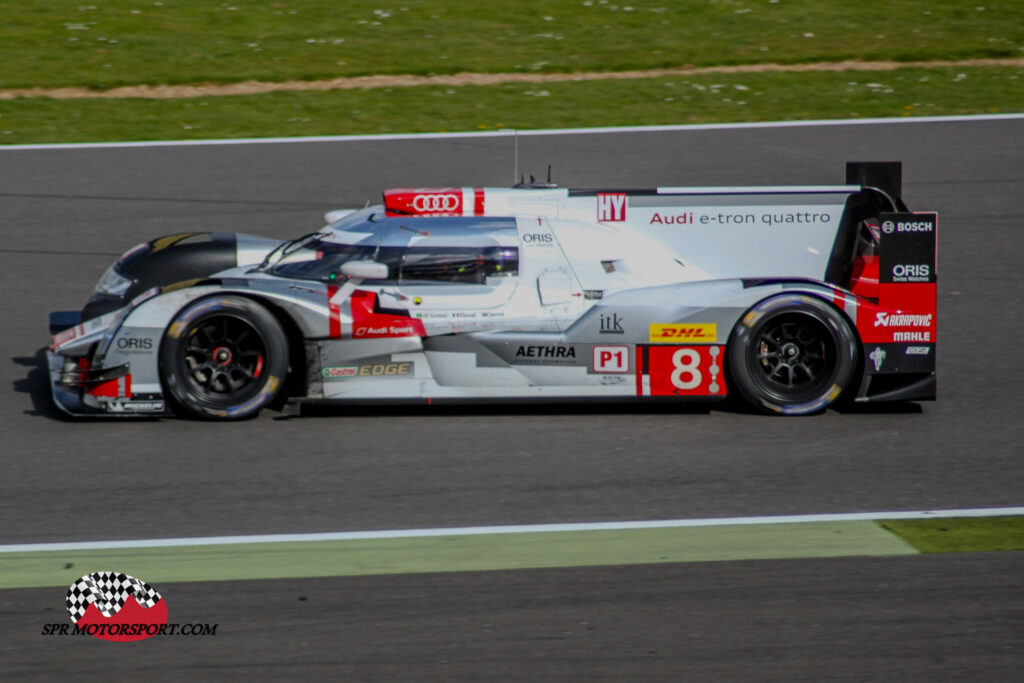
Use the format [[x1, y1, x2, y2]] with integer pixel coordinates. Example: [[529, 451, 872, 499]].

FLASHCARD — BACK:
[[66, 571, 163, 624]]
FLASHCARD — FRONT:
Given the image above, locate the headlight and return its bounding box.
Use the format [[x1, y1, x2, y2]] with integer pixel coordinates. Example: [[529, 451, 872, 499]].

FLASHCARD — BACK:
[[93, 264, 135, 296]]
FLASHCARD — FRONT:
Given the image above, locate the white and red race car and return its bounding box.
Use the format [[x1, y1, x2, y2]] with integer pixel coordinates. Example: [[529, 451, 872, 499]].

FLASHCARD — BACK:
[[48, 162, 936, 419]]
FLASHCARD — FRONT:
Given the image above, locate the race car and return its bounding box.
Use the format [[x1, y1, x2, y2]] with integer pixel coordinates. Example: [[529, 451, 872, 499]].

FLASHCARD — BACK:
[[47, 161, 937, 419]]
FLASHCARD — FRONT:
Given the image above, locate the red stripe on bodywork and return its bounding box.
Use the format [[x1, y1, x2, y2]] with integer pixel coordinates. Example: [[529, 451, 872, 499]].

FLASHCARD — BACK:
[[327, 284, 342, 338], [635, 346, 644, 396]]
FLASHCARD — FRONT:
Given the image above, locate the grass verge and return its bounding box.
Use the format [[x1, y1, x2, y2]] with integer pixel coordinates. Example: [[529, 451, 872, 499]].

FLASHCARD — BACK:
[[880, 516, 1024, 553], [1, 1, 1022, 89], [2, 65, 1021, 145]]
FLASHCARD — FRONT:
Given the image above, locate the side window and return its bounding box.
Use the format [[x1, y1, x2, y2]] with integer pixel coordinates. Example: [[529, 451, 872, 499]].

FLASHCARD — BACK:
[[271, 243, 402, 283], [400, 246, 518, 285]]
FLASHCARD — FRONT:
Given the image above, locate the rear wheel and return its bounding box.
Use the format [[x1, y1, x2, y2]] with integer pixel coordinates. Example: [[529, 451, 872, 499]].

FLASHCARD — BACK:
[[159, 296, 288, 420], [728, 294, 858, 415]]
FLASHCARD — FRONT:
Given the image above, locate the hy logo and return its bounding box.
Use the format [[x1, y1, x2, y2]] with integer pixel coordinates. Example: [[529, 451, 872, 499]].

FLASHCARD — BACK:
[[66, 571, 168, 642]]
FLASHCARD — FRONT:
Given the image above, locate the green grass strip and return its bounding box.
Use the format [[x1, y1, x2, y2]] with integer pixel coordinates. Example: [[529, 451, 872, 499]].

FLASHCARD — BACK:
[[2, 1, 1022, 89], [2, 65, 1022, 145], [880, 516, 1024, 553], [0, 521, 915, 589]]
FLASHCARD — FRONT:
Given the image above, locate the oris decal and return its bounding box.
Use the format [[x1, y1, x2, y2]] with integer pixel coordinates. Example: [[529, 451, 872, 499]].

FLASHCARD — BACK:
[[522, 233, 554, 245], [891, 264, 931, 282], [116, 337, 154, 353]]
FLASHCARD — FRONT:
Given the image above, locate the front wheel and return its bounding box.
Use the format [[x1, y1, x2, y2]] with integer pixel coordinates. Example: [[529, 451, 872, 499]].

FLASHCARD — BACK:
[[159, 295, 288, 420], [728, 294, 858, 415]]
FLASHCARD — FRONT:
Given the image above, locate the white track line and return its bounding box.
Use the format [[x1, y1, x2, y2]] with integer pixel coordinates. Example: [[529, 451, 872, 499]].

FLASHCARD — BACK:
[[2, 114, 1022, 152], [2, 506, 1021, 554]]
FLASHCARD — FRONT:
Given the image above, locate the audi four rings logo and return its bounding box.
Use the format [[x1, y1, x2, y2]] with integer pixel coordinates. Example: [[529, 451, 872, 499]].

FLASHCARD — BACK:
[[412, 194, 460, 212]]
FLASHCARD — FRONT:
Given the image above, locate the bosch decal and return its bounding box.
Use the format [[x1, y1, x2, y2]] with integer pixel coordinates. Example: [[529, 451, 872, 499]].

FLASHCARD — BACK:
[[884, 219, 933, 233]]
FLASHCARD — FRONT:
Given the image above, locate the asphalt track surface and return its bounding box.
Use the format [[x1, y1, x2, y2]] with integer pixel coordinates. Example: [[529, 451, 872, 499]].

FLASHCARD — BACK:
[[2, 118, 1023, 679]]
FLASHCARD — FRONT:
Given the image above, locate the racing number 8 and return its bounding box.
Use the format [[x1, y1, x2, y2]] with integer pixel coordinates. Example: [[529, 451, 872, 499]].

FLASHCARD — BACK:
[[670, 348, 702, 390], [646, 344, 724, 396]]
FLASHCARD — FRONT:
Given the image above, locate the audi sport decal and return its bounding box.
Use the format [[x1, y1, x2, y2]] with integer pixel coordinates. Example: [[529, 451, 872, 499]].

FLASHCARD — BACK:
[[349, 290, 426, 339]]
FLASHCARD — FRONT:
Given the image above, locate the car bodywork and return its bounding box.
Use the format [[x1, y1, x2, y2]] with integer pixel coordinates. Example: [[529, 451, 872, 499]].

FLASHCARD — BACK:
[[47, 162, 937, 418]]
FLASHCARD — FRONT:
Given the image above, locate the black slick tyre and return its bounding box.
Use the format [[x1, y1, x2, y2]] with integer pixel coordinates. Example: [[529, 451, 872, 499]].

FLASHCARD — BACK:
[[159, 295, 288, 420], [728, 294, 858, 415]]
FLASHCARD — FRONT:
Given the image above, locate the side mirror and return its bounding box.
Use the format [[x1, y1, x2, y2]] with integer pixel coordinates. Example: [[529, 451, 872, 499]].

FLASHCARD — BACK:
[[340, 260, 388, 280], [324, 209, 356, 224]]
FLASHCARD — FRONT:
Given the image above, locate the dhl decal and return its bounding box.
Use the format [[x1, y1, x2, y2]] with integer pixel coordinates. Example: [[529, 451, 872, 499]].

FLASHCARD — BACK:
[[648, 323, 717, 344]]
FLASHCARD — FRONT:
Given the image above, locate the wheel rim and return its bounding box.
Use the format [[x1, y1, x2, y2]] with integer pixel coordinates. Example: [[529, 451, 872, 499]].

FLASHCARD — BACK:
[[181, 314, 266, 403], [750, 313, 836, 400]]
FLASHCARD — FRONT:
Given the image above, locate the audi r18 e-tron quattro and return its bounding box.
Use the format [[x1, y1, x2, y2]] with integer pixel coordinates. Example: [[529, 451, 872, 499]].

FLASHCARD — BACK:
[[47, 161, 937, 419]]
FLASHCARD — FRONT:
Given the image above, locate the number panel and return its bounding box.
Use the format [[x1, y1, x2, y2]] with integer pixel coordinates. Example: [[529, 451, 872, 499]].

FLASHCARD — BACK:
[[645, 345, 727, 397]]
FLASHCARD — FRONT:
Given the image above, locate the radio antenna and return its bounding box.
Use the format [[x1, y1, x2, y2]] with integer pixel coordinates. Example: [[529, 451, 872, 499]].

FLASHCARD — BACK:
[[513, 130, 519, 186]]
